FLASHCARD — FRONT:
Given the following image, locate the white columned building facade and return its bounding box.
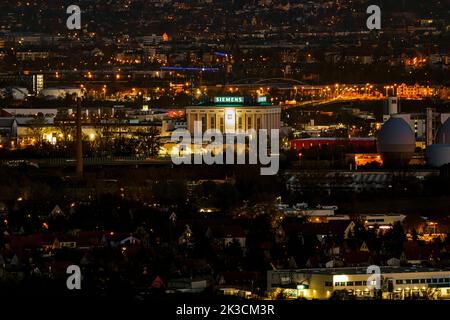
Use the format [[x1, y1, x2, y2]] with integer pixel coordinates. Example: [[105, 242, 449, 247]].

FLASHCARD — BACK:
[[186, 96, 281, 135]]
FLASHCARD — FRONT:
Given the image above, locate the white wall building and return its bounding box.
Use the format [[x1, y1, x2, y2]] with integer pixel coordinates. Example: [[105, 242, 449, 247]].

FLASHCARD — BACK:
[[268, 267, 450, 300], [186, 96, 281, 135], [360, 213, 406, 228]]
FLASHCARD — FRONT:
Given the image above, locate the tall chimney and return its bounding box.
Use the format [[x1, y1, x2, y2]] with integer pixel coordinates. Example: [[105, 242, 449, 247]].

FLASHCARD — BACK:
[[426, 108, 433, 146], [76, 97, 83, 177]]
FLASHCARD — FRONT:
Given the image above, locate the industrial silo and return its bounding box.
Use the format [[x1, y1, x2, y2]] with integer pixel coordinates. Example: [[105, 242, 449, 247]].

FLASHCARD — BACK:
[[427, 118, 450, 167], [377, 117, 416, 167], [435, 117, 450, 144]]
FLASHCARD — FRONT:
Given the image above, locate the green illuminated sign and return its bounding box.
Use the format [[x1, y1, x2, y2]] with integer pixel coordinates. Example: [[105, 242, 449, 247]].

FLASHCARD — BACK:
[[257, 96, 267, 103], [214, 96, 244, 104], [297, 284, 309, 290]]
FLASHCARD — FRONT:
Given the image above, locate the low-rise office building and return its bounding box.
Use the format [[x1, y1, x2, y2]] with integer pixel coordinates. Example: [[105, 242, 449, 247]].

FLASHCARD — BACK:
[[268, 267, 450, 300]]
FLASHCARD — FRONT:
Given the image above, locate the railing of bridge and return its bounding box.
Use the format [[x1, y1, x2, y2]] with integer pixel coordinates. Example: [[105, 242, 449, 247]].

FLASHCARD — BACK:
[[0, 156, 172, 167]]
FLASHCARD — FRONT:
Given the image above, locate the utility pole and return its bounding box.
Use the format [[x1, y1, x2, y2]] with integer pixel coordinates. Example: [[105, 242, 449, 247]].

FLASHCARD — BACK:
[[76, 96, 83, 178]]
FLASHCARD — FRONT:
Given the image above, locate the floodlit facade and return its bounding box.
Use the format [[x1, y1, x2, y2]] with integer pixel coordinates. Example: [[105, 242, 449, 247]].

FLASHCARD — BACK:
[[268, 267, 450, 300], [396, 83, 435, 99], [186, 96, 281, 134], [360, 213, 406, 228]]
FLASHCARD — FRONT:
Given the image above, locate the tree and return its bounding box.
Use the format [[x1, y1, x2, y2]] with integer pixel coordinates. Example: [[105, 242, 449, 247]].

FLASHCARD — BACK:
[[384, 222, 406, 257], [56, 120, 76, 145], [135, 126, 161, 157], [26, 116, 48, 144], [152, 180, 187, 209], [224, 239, 243, 258], [95, 125, 114, 156], [412, 228, 418, 242], [391, 222, 406, 243]]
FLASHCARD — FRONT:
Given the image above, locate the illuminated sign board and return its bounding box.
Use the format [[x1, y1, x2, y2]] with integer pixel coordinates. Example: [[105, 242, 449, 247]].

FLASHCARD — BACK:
[[257, 96, 267, 103], [214, 96, 244, 104]]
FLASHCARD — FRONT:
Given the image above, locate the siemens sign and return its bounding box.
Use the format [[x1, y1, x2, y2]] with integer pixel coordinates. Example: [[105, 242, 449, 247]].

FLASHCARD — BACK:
[[214, 96, 244, 104]]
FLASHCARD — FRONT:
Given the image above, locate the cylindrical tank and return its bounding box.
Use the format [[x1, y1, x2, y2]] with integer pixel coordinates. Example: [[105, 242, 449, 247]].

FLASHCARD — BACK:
[[436, 117, 450, 144], [377, 117, 416, 166], [427, 144, 450, 167]]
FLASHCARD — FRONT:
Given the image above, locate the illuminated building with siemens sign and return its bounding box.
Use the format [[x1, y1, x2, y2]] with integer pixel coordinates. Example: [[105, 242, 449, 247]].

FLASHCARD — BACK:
[[186, 96, 281, 135]]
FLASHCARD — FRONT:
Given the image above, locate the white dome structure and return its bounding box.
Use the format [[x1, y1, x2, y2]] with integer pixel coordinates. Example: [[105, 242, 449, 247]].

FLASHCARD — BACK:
[[427, 117, 450, 167], [436, 117, 450, 144], [427, 144, 450, 167], [377, 117, 416, 166]]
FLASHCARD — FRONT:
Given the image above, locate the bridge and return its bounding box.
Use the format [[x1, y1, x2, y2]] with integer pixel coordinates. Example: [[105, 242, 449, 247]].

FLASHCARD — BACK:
[[280, 96, 382, 110], [1, 157, 173, 168], [208, 79, 384, 110], [225, 77, 324, 90]]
